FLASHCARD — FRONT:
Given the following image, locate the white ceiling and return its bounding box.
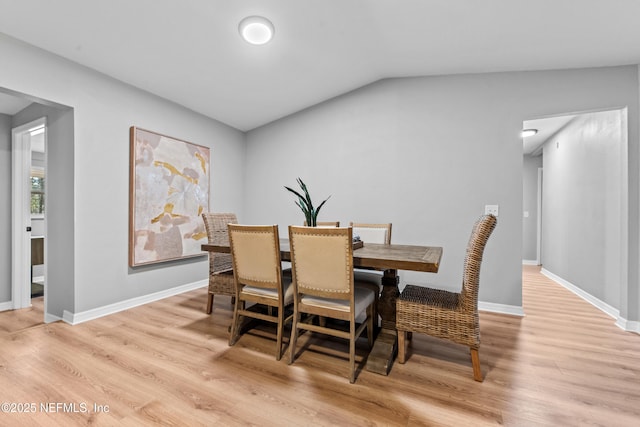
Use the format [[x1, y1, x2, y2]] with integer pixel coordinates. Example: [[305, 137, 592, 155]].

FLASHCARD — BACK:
[[522, 115, 577, 156], [1, 0, 640, 132], [0, 91, 32, 115]]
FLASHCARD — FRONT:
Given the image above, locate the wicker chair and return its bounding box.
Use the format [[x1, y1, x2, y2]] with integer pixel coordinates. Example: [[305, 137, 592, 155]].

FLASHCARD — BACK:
[[396, 214, 497, 381], [201, 212, 238, 314], [228, 224, 294, 360], [288, 226, 375, 383]]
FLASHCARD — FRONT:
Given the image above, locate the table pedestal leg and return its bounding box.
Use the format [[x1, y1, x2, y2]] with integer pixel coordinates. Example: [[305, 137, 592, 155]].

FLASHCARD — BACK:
[[365, 269, 399, 375]]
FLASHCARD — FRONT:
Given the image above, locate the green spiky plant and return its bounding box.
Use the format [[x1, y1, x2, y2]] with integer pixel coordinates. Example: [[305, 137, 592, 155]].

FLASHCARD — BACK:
[[284, 178, 331, 227]]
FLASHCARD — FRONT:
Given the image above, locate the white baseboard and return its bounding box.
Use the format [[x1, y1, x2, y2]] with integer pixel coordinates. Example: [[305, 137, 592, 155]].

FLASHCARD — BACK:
[[0, 301, 13, 312], [541, 268, 618, 319], [45, 313, 62, 323], [479, 301, 525, 317], [541, 268, 639, 335], [616, 318, 640, 334], [62, 279, 207, 325], [522, 260, 539, 266]]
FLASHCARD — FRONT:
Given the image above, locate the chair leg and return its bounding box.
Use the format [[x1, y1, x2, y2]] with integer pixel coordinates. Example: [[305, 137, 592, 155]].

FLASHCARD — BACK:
[[229, 300, 243, 346], [471, 348, 483, 382], [397, 330, 407, 364], [366, 303, 374, 348], [288, 312, 300, 365], [275, 308, 284, 361], [349, 319, 356, 384], [206, 293, 214, 314]]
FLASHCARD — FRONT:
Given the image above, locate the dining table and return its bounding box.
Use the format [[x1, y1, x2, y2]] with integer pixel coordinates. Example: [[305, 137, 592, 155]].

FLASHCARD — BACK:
[[201, 239, 443, 375]]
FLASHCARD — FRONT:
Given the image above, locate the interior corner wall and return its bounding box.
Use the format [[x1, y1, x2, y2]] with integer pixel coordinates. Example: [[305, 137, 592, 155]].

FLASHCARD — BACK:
[[0, 34, 246, 318], [542, 110, 623, 308], [244, 66, 640, 317], [523, 155, 542, 262], [0, 113, 11, 302]]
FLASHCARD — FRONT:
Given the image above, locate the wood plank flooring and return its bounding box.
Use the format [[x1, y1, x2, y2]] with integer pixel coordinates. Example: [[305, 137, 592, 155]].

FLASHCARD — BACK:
[[1, 265, 639, 426]]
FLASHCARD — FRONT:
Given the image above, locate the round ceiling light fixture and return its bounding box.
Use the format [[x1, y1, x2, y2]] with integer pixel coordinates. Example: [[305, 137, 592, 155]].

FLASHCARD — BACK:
[[239, 16, 275, 45], [521, 129, 538, 138]]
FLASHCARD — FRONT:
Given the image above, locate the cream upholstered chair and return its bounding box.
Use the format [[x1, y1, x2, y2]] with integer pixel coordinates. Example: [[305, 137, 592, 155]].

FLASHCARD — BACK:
[[201, 212, 237, 314], [350, 222, 393, 324], [227, 224, 294, 360], [288, 226, 375, 383], [396, 214, 497, 381], [350, 222, 392, 245], [285, 221, 340, 276]]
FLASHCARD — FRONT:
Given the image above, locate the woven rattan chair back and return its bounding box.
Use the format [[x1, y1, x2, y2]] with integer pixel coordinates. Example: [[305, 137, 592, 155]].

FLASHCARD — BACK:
[[460, 214, 498, 312], [201, 212, 238, 314]]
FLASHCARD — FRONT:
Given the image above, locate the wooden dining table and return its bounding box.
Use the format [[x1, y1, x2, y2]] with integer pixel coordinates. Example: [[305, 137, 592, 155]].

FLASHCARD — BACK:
[[201, 239, 443, 375]]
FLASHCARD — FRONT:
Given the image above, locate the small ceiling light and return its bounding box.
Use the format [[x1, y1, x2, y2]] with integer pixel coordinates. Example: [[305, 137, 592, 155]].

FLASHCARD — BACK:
[[521, 129, 538, 138], [239, 16, 275, 45]]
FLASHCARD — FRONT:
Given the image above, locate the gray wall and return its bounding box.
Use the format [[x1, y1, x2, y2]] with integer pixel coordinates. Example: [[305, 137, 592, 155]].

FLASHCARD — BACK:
[[0, 113, 10, 302], [2, 33, 639, 324], [0, 34, 246, 318], [542, 110, 623, 308], [523, 155, 542, 262], [245, 67, 639, 318]]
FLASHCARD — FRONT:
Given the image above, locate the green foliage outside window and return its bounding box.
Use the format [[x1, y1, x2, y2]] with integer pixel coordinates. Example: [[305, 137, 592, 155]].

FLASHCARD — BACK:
[[31, 176, 45, 215]]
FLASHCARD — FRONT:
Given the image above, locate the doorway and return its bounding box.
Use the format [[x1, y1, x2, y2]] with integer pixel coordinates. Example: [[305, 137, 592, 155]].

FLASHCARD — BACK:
[[11, 117, 46, 309], [522, 108, 627, 315]]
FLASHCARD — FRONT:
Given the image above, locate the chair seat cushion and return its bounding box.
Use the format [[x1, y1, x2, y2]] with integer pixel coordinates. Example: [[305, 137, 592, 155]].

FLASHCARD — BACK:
[[301, 287, 374, 315], [241, 275, 294, 304], [399, 284, 459, 309], [353, 270, 383, 288]]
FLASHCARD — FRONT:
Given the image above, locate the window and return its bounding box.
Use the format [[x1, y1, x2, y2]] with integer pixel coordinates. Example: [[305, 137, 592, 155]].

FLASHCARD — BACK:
[[31, 168, 45, 216]]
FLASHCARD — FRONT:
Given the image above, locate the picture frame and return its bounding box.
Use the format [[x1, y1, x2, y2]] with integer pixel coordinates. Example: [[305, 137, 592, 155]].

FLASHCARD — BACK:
[[129, 126, 210, 267]]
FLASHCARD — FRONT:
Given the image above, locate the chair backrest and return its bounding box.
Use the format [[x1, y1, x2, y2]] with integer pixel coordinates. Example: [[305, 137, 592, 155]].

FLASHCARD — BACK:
[[304, 220, 340, 227], [202, 212, 237, 273], [460, 214, 497, 311], [288, 226, 354, 300], [228, 224, 282, 290], [349, 222, 392, 244]]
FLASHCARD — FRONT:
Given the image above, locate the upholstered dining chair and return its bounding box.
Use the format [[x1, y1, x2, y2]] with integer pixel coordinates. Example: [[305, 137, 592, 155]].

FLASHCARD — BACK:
[[350, 222, 393, 325], [201, 212, 238, 314], [227, 224, 294, 360], [350, 222, 392, 245], [285, 221, 340, 275], [395, 214, 497, 381], [288, 226, 376, 383]]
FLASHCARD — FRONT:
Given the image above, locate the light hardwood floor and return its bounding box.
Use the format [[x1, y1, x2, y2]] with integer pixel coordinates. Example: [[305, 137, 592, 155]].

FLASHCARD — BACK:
[[1, 266, 639, 426]]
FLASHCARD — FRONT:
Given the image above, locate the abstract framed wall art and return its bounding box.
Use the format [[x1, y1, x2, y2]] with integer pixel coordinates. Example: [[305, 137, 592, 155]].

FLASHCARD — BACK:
[[129, 127, 210, 266]]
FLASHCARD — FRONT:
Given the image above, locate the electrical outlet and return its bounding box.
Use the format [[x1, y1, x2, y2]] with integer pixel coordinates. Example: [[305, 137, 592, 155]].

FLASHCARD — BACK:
[[485, 205, 499, 216]]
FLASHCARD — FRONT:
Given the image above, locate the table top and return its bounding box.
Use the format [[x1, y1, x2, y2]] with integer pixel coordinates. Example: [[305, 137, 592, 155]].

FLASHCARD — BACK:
[[201, 240, 442, 273]]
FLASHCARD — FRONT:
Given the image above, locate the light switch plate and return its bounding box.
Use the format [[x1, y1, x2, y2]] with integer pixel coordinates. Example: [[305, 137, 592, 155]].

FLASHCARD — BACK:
[[485, 205, 499, 216]]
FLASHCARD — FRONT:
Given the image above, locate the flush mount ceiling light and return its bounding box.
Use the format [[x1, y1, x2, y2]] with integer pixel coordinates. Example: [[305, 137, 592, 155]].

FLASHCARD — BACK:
[[239, 16, 275, 45], [521, 129, 538, 138]]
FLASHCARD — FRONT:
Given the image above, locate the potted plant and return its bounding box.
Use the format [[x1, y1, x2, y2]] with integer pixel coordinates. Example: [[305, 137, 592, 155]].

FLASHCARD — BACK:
[[284, 178, 331, 227]]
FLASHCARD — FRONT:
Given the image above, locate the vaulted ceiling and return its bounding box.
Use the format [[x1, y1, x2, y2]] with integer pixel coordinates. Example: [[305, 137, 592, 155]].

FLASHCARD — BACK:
[[2, 0, 640, 131]]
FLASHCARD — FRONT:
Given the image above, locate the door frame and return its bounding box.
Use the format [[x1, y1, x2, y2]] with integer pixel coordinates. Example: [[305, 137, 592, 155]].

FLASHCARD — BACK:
[[11, 117, 46, 309]]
